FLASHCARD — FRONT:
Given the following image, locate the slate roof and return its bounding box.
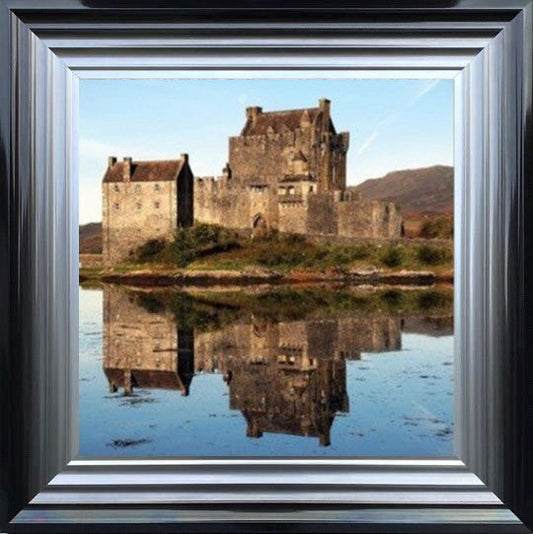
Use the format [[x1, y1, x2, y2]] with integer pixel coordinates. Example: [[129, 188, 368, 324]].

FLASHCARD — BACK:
[[103, 158, 186, 183], [241, 108, 336, 136]]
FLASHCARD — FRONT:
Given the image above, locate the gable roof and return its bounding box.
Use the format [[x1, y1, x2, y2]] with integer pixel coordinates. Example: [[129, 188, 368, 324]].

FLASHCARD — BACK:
[[241, 108, 335, 137], [103, 158, 187, 183]]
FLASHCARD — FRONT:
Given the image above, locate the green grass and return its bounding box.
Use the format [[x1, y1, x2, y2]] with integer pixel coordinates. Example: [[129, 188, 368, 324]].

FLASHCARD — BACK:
[[124, 222, 453, 273]]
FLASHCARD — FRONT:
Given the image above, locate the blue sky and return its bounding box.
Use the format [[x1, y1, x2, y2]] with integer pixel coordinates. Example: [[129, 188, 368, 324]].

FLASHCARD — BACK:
[[79, 79, 453, 223]]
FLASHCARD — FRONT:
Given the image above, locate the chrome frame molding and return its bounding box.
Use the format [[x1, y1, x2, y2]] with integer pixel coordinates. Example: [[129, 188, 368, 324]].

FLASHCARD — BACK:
[[1, 1, 532, 532]]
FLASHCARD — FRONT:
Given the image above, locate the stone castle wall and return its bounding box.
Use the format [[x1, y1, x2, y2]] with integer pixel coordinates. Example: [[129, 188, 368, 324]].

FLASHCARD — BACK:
[[193, 180, 402, 240], [278, 198, 308, 234], [337, 198, 402, 239], [102, 180, 178, 265]]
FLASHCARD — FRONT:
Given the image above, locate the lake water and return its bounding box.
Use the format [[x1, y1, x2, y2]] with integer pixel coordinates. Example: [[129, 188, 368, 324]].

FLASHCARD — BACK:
[[79, 285, 454, 456]]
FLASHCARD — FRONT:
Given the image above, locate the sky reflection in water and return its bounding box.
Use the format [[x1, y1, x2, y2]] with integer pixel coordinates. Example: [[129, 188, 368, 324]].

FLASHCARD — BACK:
[[79, 285, 454, 457]]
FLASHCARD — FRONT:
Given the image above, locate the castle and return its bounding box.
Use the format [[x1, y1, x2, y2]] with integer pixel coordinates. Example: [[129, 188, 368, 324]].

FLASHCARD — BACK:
[[102, 98, 402, 265]]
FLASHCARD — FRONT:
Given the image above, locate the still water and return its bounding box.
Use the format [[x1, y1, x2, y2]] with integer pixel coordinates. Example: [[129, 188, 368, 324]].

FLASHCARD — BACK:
[[79, 285, 454, 456]]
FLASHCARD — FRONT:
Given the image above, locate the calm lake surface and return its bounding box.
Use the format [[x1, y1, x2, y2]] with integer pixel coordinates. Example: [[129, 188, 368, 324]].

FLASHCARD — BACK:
[[79, 285, 454, 456]]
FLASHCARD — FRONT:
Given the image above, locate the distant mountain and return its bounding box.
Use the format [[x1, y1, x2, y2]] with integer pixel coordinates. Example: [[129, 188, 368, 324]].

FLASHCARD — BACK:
[[79, 222, 102, 254], [352, 165, 453, 217]]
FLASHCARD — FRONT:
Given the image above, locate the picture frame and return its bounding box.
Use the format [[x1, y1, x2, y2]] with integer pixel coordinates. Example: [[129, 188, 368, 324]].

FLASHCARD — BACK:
[[1, 0, 532, 532]]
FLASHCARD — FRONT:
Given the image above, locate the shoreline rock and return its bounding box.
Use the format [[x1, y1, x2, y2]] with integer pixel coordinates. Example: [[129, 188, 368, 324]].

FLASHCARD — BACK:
[[79, 268, 453, 288]]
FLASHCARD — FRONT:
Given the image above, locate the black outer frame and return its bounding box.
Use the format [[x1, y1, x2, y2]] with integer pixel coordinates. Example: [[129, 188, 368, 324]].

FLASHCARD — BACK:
[[0, 1, 532, 533]]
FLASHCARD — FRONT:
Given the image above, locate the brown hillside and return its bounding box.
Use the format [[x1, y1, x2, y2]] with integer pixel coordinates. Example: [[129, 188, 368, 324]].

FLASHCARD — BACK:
[[352, 165, 453, 217], [79, 222, 102, 254]]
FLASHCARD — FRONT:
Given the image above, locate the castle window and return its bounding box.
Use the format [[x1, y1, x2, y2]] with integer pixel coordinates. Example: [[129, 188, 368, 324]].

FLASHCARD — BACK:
[[154, 201, 160, 209], [113, 202, 119, 210], [309, 185, 314, 193], [288, 186, 295, 195], [135, 184, 142, 193], [154, 184, 160, 192], [136, 201, 141, 210], [113, 184, 120, 192]]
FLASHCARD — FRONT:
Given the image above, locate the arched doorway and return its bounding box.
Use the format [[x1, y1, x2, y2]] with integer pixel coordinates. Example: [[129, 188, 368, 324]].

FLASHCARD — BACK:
[[252, 213, 268, 238]]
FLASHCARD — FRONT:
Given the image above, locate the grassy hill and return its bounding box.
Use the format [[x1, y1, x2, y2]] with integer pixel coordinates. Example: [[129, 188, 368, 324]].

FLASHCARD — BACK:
[[352, 165, 453, 238], [353, 165, 453, 217], [79, 222, 102, 254]]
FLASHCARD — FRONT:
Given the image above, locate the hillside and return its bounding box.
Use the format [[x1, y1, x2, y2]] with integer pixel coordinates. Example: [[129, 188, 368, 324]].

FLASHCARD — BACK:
[[352, 165, 453, 217], [79, 222, 102, 254]]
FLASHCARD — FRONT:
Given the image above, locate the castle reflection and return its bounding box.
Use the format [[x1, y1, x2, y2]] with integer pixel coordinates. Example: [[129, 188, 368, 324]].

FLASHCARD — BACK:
[[102, 286, 445, 446]]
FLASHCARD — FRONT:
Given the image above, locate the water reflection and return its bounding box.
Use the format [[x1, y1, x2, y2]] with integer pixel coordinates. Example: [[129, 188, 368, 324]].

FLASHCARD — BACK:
[[101, 285, 451, 447]]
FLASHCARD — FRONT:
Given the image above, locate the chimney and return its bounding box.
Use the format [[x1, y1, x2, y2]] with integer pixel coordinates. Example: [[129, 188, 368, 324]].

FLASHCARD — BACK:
[[123, 157, 132, 182], [180, 153, 189, 164], [319, 98, 331, 115], [246, 106, 262, 122], [108, 156, 117, 167], [222, 162, 232, 180]]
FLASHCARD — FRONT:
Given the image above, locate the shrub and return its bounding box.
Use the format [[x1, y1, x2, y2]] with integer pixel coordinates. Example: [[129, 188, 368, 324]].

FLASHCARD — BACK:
[[190, 222, 221, 245], [419, 216, 454, 239], [417, 244, 450, 265], [381, 289, 404, 309], [135, 239, 166, 262], [416, 290, 451, 311], [380, 246, 404, 268]]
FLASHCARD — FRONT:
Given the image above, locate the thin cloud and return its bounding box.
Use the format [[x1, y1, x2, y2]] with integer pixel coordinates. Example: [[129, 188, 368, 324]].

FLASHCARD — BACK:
[[356, 80, 441, 156], [413, 80, 441, 102], [357, 129, 379, 155]]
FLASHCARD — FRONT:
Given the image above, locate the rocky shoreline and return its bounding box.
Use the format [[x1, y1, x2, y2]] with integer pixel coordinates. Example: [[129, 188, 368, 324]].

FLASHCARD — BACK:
[[79, 267, 453, 288]]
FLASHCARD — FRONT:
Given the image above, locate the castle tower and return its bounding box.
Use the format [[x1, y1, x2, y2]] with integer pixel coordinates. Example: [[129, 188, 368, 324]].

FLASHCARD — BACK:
[[102, 154, 194, 266], [228, 98, 350, 193]]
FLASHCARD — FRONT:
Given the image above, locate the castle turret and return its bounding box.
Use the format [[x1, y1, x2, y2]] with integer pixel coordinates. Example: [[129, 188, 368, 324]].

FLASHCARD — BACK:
[[317, 98, 332, 193], [246, 106, 262, 122], [222, 162, 232, 180], [318, 98, 331, 115]]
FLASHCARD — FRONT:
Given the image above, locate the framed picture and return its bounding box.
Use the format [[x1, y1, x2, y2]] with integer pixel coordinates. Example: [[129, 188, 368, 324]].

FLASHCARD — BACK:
[[1, 1, 532, 532]]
